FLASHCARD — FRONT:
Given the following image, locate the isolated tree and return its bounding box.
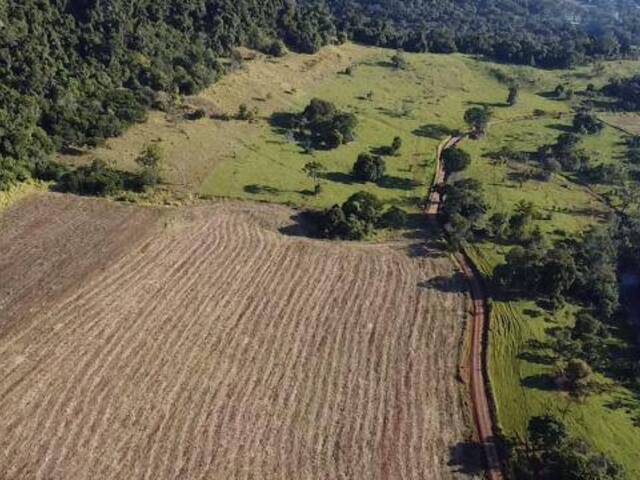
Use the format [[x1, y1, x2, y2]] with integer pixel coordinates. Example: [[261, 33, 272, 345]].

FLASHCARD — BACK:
[[353, 153, 386, 183], [442, 147, 471, 174], [302, 160, 326, 195], [391, 136, 403, 155], [342, 191, 382, 225], [563, 358, 594, 395], [391, 50, 408, 70], [573, 112, 603, 135], [507, 85, 519, 106], [135, 143, 164, 188], [464, 107, 491, 135], [528, 415, 568, 451], [380, 206, 408, 229]]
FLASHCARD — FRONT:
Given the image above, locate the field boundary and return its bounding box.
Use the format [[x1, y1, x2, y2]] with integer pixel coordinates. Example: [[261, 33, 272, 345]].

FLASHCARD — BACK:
[[427, 136, 506, 480]]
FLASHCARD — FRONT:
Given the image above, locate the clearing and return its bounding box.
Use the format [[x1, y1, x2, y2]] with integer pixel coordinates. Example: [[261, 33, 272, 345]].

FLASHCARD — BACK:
[[0, 193, 475, 480]]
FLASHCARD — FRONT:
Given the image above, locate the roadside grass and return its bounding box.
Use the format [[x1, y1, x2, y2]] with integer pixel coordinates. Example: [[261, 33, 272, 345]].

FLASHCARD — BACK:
[[459, 110, 640, 475]]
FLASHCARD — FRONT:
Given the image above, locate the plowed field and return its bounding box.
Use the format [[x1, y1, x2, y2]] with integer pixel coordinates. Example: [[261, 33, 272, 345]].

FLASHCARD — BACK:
[[0, 194, 472, 480]]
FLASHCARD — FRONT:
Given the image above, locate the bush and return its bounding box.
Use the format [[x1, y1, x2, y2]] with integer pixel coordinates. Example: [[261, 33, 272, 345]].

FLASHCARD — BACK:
[[58, 159, 125, 197], [573, 112, 604, 135], [353, 153, 386, 183], [380, 206, 408, 229], [442, 147, 471, 174], [322, 191, 383, 240], [295, 98, 358, 149], [268, 40, 286, 57]]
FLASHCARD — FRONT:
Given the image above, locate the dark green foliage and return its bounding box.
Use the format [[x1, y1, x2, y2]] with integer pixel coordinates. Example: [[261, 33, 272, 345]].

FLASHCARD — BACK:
[[494, 244, 577, 304], [442, 147, 471, 174], [441, 178, 487, 224], [528, 415, 568, 451], [391, 51, 408, 70], [572, 312, 603, 340], [135, 144, 164, 189], [507, 85, 519, 106], [464, 107, 491, 135], [494, 225, 619, 317], [573, 112, 604, 135], [0, 0, 339, 191], [352, 153, 385, 183], [268, 40, 287, 57], [295, 98, 357, 150], [603, 75, 640, 111], [380, 206, 408, 229], [321, 191, 383, 240], [511, 416, 624, 480], [325, 0, 640, 69], [58, 160, 125, 197]]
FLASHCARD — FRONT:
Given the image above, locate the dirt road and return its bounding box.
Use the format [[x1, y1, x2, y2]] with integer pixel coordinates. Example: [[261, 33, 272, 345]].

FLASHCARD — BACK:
[[427, 137, 505, 480]]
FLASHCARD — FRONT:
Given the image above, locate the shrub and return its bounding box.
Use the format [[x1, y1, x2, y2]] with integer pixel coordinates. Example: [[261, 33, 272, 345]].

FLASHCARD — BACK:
[[573, 112, 604, 135], [380, 206, 408, 229], [442, 147, 471, 174], [353, 153, 386, 183]]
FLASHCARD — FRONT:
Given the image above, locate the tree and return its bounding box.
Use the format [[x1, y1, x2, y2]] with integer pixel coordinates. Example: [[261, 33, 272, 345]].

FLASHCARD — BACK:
[[321, 191, 383, 240], [464, 107, 491, 135], [135, 143, 164, 188], [572, 312, 602, 340], [391, 50, 408, 70], [444, 213, 471, 249], [563, 358, 593, 393], [380, 206, 408, 229], [442, 147, 471, 174], [507, 85, 519, 106], [528, 415, 568, 451], [302, 160, 326, 195], [342, 191, 382, 226], [268, 40, 286, 57], [391, 136, 403, 155], [353, 153, 386, 183], [573, 112, 603, 135]]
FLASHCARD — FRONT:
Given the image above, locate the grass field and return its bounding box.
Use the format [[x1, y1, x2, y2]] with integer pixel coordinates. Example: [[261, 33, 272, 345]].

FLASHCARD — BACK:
[[0, 193, 474, 480]]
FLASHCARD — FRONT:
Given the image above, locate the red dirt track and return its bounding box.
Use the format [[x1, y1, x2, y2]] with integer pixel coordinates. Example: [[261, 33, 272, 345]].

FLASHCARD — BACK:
[[428, 138, 505, 480]]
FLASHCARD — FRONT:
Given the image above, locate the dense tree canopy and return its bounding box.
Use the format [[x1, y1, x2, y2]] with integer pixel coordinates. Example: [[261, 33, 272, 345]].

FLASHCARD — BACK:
[[0, 0, 338, 189]]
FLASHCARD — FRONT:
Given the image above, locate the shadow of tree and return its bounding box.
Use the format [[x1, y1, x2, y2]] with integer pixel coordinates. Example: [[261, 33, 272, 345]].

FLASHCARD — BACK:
[[517, 350, 557, 366], [244, 184, 281, 195], [323, 172, 354, 185], [521, 373, 558, 391], [278, 211, 323, 238], [377, 176, 421, 191], [412, 123, 457, 139], [419, 272, 467, 293], [547, 123, 574, 133], [466, 100, 509, 108], [448, 440, 488, 475]]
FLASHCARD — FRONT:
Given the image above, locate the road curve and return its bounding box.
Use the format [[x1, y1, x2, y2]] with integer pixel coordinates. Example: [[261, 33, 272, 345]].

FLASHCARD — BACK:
[[427, 137, 505, 480]]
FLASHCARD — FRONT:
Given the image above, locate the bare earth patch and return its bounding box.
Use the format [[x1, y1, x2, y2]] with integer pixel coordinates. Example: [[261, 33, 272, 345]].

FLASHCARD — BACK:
[[0, 194, 473, 479]]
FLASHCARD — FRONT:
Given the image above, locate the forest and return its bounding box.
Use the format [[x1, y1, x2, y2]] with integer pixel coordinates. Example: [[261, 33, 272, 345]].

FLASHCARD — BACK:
[[4, 0, 640, 193]]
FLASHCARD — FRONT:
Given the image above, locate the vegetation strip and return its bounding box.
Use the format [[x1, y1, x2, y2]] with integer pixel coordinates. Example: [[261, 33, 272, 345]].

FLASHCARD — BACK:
[[429, 136, 506, 479]]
